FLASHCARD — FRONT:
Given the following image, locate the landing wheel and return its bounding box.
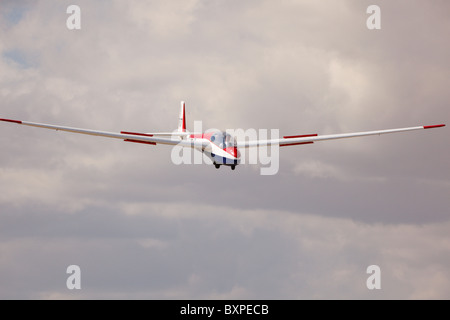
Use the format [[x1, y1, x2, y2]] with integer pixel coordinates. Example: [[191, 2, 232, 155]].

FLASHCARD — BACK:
[[215, 163, 220, 169], [231, 165, 235, 170]]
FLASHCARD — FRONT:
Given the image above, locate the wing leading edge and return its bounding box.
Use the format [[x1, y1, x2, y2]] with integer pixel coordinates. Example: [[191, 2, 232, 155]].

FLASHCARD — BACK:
[[0, 118, 207, 148], [1, 118, 445, 149], [236, 124, 445, 148]]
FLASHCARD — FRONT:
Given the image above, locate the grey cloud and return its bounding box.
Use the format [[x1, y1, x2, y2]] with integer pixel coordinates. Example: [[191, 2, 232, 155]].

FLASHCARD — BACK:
[[0, 0, 449, 299]]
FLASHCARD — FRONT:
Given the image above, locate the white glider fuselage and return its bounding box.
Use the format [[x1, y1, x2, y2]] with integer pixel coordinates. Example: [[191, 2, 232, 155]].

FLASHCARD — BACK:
[[186, 131, 241, 168]]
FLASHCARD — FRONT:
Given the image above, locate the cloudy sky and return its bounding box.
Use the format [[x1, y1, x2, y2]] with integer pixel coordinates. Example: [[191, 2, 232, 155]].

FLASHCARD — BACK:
[[0, 0, 449, 299]]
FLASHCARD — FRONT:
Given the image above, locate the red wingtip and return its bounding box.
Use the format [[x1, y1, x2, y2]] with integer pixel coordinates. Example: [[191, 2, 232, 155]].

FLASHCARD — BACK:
[[423, 124, 445, 129], [0, 118, 22, 124]]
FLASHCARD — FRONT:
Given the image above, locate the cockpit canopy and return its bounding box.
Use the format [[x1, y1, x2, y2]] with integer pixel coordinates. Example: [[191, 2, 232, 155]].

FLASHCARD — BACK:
[[210, 131, 236, 149]]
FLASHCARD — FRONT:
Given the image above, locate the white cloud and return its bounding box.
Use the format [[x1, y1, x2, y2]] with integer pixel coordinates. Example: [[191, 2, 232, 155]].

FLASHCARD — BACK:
[[116, 0, 200, 37]]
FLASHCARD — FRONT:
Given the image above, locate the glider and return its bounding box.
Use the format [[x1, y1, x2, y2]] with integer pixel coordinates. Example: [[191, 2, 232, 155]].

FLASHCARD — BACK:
[[0, 101, 445, 170]]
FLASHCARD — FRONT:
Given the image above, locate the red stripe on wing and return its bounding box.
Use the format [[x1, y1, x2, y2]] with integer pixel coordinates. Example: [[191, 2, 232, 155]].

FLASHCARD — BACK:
[[121, 131, 156, 145], [124, 139, 156, 145], [280, 141, 314, 147], [283, 133, 317, 139], [121, 131, 154, 137]]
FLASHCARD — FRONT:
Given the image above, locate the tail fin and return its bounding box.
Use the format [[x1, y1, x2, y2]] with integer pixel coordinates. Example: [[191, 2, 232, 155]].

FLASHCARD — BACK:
[[178, 101, 186, 133]]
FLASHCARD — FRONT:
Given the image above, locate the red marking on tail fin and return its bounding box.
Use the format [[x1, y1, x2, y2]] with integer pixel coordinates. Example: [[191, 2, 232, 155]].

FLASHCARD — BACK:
[[182, 102, 186, 132]]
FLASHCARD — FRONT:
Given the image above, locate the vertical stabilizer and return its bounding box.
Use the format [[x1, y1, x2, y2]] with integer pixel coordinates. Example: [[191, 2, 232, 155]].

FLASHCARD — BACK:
[[178, 101, 186, 133]]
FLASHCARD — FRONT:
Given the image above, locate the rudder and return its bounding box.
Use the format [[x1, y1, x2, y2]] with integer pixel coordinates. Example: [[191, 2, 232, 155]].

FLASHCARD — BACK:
[[178, 101, 186, 133]]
